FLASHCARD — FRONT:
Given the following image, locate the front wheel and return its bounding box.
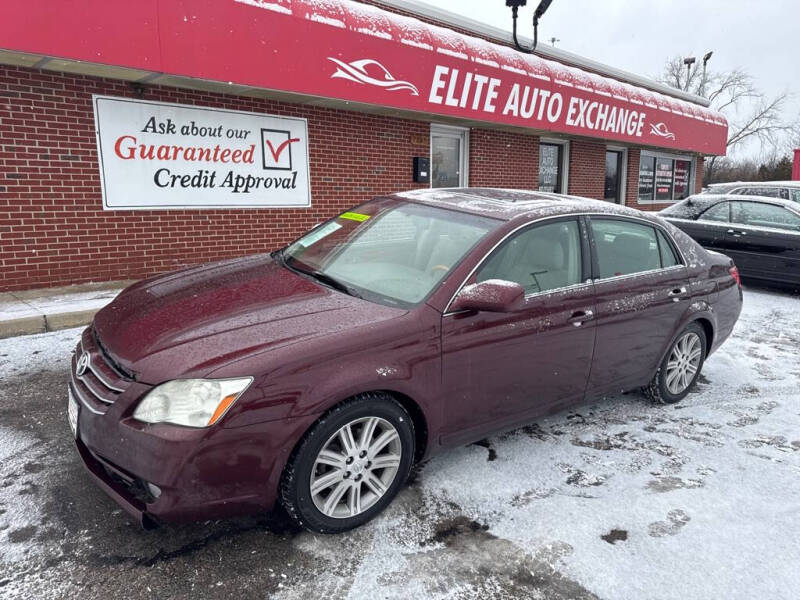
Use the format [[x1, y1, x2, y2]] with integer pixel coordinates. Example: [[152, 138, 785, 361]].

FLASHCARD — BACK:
[[279, 393, 415, 533], [644, 322, 707, 404]]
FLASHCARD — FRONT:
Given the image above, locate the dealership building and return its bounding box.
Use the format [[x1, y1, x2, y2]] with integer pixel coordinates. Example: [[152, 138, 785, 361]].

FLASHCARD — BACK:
[[0, 0, 727, 292]]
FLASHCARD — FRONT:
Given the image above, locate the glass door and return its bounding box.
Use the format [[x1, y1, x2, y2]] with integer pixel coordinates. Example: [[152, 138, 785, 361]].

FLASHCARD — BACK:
[[604, 150, 623, 204], [431, 127, 467, 188]]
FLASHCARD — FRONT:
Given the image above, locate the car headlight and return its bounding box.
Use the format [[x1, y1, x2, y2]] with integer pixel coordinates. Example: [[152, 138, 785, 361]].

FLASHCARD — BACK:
[[133, 377, 253, 427]]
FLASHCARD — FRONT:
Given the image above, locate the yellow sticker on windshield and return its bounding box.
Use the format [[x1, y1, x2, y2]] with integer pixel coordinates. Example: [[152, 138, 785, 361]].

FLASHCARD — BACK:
[[339, 211, 371, 222]]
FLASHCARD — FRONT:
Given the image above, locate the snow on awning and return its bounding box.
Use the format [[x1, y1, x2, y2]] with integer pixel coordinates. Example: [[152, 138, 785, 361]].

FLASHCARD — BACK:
[[0, 0, 728, 154]]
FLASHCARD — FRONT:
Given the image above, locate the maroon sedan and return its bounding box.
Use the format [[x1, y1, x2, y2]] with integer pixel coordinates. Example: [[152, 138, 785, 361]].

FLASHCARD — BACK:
[[68, 188, 742, 533]]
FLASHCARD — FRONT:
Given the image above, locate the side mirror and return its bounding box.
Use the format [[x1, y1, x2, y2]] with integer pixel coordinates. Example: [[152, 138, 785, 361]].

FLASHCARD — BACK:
[[449, 279, 525, 313]]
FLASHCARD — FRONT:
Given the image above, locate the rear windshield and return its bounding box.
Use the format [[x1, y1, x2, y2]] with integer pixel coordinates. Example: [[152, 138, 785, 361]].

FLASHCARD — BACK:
[[659, 197, 702, 219]]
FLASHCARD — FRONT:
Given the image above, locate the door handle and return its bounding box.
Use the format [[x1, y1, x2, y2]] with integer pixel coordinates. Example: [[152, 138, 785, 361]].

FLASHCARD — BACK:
[[567, 309, 594, 327], [668, 287, 687, 302], [726, 229, 746, 236]]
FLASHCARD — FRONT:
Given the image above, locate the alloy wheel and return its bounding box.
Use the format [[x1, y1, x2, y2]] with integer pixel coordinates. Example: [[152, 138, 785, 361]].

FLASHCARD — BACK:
[[309, 416, 402, 519], [665, 331, 703, 395]]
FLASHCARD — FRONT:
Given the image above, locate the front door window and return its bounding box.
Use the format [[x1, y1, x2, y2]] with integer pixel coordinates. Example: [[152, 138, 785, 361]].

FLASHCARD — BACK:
[[476, 220, 583, 295]]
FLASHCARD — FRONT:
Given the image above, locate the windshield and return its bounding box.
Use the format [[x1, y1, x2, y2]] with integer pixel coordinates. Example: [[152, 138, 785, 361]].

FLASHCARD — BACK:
[[282, 198, 497, 307]]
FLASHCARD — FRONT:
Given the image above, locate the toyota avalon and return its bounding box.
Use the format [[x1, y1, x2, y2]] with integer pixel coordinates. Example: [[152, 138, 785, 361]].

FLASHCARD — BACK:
[[68, 188, 742, 533]]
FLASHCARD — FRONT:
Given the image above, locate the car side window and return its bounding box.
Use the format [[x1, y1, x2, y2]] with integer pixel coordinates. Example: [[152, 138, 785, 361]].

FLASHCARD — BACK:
[[657, 230, 681, 268], [476, 220, 582, 295], [792, 189, 800, 204], [742, 187, 782, 199], [590, 219, 662, 279], [731, 202, 800, 232], [699, 202, 730, 222]]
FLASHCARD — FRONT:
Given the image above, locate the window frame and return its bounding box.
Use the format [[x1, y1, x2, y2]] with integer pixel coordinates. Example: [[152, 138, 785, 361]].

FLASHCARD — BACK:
[[585, 215, 686, 282], [637, 151, 696, 205]]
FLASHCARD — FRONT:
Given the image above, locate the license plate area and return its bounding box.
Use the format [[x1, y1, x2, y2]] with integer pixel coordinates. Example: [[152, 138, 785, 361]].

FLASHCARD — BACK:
[[68, 387, 79, 439]]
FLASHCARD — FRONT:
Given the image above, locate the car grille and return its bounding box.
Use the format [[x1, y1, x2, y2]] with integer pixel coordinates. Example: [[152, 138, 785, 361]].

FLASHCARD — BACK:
[[70, 328, 132, 414]]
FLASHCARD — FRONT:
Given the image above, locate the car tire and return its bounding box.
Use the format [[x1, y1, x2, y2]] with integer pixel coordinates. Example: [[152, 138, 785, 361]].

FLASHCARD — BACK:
[[279, 392, 415, 533], [644, 322, 707, 405]]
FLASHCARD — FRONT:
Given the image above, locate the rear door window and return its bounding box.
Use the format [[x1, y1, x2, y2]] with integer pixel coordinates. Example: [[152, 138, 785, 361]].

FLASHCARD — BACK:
[[741, 187, 783, 199], [699, 202, 730, 222], [590, 219, 662, 279], [731, 202, 800, 232], [657, 230, 681, 268]]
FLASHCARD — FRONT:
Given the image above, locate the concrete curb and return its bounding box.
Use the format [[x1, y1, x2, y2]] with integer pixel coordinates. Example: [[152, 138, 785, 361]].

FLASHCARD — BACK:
[[0, 280, 133, 340], [0, 308, 104, 340], [0, 315, 47, 339]]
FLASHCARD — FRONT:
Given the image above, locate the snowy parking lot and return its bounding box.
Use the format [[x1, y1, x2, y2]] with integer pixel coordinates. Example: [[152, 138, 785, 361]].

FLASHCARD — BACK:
[[1, 285, 799, 599]]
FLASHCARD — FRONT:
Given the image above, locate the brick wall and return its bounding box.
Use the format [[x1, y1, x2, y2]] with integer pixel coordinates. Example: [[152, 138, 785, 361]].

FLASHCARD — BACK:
[[0, 66, 429, 292], [624, 148, 641, 209], [566, 139, 605, 200], [695, 158, 704, 194], [469, 129, 539, 188]]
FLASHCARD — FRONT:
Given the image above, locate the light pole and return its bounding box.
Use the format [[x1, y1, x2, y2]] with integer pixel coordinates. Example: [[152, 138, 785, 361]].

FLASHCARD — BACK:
[[701, 51, 713, 97], [683, 56, 696, 91], [549, 37, 560, 46]]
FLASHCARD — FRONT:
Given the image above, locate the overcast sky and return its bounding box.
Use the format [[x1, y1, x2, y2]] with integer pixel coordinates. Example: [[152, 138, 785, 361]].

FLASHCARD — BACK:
[[424, 0, 800, 159]]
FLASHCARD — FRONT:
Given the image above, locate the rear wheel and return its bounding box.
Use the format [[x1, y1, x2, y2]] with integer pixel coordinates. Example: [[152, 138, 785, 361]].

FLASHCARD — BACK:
[[279, 393, 415, 533], [644, 322, 707, 404]]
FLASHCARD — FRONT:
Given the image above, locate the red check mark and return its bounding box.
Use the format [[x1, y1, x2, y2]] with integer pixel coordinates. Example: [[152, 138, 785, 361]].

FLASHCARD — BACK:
[[265, 137, 300, 163]]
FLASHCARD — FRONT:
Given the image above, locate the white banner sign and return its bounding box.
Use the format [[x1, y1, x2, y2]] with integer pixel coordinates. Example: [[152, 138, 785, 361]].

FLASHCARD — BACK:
[[93, 95, 311, 209]]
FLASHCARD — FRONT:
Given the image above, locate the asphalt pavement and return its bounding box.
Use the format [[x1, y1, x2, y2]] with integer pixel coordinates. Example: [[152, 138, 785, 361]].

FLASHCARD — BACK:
[[1, 285, 799, 599]]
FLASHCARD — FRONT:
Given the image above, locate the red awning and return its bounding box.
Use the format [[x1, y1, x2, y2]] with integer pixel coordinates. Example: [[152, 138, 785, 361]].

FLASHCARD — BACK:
[[0, 0, 728, 154]]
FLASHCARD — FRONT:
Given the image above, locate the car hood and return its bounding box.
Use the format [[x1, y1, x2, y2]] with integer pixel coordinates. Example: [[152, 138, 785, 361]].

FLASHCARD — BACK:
[[93, 254, 404, 383]]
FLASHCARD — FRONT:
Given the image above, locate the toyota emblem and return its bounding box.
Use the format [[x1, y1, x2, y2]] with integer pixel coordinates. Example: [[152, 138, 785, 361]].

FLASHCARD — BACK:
[[76, 352, 90, 377]]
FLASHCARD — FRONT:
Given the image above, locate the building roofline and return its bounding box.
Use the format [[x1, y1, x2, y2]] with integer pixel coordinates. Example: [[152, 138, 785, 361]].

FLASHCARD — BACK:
[[373, 0, 712, 108]]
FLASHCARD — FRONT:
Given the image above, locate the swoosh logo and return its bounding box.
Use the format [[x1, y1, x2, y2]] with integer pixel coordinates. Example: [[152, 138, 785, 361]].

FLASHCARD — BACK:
[[328, 57, 419, 96], [650, 122, 676, 140], [265, 137, 300, 163]]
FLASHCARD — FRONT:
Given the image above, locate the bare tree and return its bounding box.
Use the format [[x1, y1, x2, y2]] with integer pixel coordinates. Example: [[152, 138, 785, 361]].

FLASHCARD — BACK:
[[659, 56, 791, 182]]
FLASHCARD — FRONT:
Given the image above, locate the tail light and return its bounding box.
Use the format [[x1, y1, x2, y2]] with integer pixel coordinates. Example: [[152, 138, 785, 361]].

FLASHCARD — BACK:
[[729, 266, 741, 287]]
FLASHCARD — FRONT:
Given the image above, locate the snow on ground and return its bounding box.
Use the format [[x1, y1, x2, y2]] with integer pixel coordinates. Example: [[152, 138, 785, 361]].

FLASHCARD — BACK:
[[0, 326, 82, 380], [0, 287, 798, 599]]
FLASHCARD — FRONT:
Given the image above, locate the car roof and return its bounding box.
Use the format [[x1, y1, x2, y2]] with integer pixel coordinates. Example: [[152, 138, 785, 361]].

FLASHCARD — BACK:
[[708, 181, 800, 189], [673, 194, 800, 218], [388, 187, 648, 222]]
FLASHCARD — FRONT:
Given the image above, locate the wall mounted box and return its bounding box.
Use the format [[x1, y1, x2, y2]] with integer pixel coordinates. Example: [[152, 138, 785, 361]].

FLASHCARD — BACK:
[[413, 156, 430, 183]]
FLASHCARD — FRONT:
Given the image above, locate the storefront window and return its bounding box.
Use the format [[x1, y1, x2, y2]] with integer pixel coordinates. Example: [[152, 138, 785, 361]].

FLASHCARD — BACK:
[[638, 153, 694, 203], [673, 159, 691, 200], [539, 143, 564, 193], [654, 157, 674, 201], [638, 155, 656, 201]]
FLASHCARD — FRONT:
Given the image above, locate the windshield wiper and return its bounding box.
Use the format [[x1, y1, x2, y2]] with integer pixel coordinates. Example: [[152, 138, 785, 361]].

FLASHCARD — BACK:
[[274, 249, 362, 299], [305, 270, 363, 299]]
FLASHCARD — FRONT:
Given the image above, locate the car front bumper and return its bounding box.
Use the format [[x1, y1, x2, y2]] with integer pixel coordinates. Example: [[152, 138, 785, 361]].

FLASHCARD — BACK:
[[72, 397, 314, 525], [69, 331, 314, 526]]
